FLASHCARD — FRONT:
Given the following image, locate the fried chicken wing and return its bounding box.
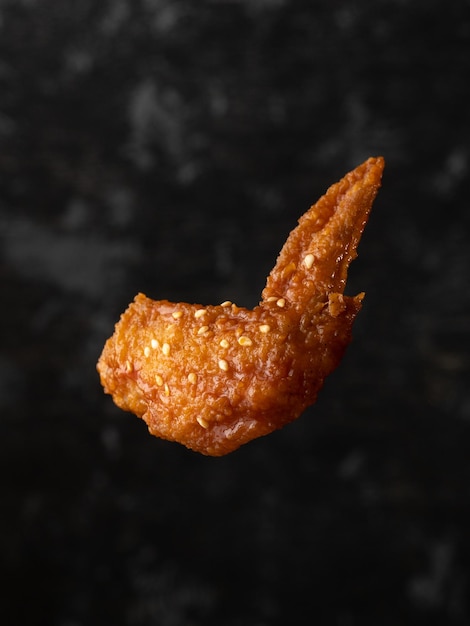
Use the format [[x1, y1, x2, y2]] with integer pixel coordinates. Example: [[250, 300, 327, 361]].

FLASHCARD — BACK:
[[97, 157, 384, 455]]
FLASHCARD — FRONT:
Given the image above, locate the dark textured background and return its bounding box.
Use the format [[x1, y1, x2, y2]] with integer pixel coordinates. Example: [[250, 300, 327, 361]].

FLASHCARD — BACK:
[[1, 1, 470, 624]]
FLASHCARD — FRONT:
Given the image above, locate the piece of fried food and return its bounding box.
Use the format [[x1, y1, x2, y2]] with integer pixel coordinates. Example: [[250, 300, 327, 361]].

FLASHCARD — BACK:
[[97, 157, 384, 456]]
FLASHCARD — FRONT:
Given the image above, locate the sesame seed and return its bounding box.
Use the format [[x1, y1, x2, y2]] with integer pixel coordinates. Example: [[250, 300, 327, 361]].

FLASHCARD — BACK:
[[155, 374, 163, 386], [218, 359, 229, 372], [219, 339, 229, 348], [197, 416, 209, 429], [164, 383, 170, 396], [267, 296, 278, 302], [144, 346, 150, 357], [304, 253, 315, 269], [276, 298, 286, 308], [151, 338, 159, 349], [238, 336, 252, 346], [259, 324, 271, 333], [162, 343, 170, 356], [197, 325, 209, 335], [188, 372, 197, 384], [172, 311, 183, 319], [220, 300, 232, 307], [194, 309, 206, 319], [125, 360, 133, 372]]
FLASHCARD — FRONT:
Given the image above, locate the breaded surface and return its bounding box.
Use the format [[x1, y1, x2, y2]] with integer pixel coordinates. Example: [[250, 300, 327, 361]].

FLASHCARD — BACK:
[[97, 157, 384, 455]]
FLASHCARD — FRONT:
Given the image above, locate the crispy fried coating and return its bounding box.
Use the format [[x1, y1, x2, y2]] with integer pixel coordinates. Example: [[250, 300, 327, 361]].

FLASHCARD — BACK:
[[97, 157, 384, 455]]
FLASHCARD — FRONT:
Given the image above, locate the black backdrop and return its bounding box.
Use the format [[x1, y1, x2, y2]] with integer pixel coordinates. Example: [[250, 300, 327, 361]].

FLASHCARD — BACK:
[[1, 1, 470, 624]]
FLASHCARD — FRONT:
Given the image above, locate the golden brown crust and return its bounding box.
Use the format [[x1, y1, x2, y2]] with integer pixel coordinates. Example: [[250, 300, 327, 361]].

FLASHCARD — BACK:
[[97, 157, 384, 456]]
